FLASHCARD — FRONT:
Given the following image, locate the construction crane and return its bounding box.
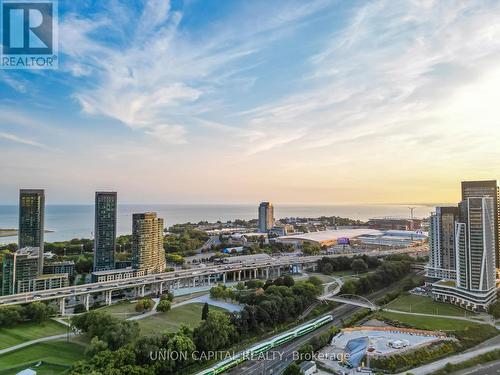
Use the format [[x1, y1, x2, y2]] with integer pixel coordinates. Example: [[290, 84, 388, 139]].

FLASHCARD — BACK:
[[408, 207, 417, 233], [408, 207, 416, 219]]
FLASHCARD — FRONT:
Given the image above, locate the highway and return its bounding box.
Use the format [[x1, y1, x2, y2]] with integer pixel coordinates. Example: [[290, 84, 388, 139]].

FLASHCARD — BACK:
[[0, 247, 424, 309]]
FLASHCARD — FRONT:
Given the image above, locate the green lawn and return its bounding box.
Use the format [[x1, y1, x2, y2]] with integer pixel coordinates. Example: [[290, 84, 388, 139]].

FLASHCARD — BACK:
[[377, 310, 482, 331], [386, 294, 474, 317], [0, 320, 68, 350], [0, 340, 85, 375], [138, 303, 227, 336], [97, 300, 141, 319]]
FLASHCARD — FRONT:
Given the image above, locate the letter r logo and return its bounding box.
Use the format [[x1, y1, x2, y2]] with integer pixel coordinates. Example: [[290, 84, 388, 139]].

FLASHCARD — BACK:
[[2, 1, 53, 54]]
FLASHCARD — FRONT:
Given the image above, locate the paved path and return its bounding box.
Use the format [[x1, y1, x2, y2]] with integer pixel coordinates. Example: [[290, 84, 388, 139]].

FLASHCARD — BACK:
[[0, 332, 75, 356], [52, 316, 71, 327], [0, 292, 233, 355], [128, 298, 160, 321]]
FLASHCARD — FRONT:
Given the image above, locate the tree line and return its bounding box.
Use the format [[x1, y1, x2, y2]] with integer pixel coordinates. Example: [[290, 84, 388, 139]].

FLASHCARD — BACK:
[[0, 302, 56, 327], [68, 277, 323, 374]]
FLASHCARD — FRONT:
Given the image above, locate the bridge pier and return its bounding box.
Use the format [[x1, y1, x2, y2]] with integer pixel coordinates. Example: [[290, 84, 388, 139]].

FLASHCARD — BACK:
[[84, 294, 90, 311], [105, 290, 112, 305], [222, 273, 226, 283], [59, 297, 65, 315]]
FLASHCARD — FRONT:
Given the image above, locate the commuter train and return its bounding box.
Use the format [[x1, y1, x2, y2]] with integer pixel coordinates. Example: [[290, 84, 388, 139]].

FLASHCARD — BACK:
[[196, 314, 333, 375]]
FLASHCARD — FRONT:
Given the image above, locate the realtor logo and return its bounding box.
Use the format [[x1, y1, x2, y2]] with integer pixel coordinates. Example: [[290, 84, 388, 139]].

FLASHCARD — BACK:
[[1, 0, 58, 69]]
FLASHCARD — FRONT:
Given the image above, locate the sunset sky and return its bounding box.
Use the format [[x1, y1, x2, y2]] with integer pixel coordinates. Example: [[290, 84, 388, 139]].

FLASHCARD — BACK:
[[1, 0, 500, 204]]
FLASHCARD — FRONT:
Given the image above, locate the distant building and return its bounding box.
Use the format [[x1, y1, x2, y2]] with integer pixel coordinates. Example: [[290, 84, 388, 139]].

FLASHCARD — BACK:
[[17, 273, 69, 293], [2, 247, 68, 295], [258, 202, 274, 233], [277, 229, 383, 247], [269, 224, 294, 237], [368, 217, 421, 231], [461, 180, 499, 267], [132, 212, 167, 274], [222, 246, 244, 254], [2, 247, 39, 295], [426, 207, 459, 283], [92, 267, 144, 283], [94, 192, 117, 271], [43, 261, 75, 277], [220, 253, 271, 264], [432, 196, 497, 311], [299, 361, 317, 375], [19, 189, 45, 275]]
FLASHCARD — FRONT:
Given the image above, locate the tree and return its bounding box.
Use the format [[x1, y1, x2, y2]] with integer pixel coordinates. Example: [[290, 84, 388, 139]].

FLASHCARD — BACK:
[[351, 258, 368, 274], [135, 300, 145, 312], [322, 262, 334, 274], [157, 299, 171, 313], [71, 310, 139, 350], [0, 305, 23, 327], [283, 275, 295, 287], [194, 311, 236, 352], [85, 336, 108, 357], [340, 279, 357, 295], [24, 301, 51, 323], [201, 302, 209, 320], [135, 298, 154, 312], [302, 242, 321, 255], [308, 276, 323, 288], [283, 363, 301, 375]]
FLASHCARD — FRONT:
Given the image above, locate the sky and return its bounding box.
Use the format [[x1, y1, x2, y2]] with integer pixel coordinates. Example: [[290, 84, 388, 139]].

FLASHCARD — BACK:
[[1, 0, 500, 204]]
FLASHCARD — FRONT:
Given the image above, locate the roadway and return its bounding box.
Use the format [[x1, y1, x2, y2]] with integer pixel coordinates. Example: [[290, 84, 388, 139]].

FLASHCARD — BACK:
[[0, 248, 422, 308]]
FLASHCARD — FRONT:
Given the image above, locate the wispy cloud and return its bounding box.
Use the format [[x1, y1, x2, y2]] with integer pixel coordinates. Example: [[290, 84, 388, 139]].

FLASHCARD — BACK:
[[0, 132, 50, 150], [0, 73, 28, 93], [238, 0, 500, 160], [60, 0, 328, 145]]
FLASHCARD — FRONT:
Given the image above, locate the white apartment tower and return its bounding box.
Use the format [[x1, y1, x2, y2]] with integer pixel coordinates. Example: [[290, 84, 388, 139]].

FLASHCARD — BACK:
[[258, 202, 275, 233]]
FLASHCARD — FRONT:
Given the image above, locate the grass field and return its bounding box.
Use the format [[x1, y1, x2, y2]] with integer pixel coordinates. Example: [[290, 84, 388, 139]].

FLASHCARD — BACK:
[[386, 294, 474, 317], [0, 320, 68, 350], [138, 303, 227, 336], [0, 340, 85, 375], [97, 300, 141, 319], [377, 310, 482, 331]]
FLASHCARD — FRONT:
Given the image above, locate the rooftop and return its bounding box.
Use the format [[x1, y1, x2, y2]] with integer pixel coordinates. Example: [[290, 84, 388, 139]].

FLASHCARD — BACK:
[[277, 229, 382, 243]]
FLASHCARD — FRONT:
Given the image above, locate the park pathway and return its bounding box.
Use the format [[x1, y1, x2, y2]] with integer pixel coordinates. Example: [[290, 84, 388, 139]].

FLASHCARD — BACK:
[[0, 332, 75, 356]]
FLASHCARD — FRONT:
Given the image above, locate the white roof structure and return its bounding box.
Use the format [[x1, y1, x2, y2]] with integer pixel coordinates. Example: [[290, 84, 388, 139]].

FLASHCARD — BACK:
[[16, 370, 36, 375], [277, 229, 382, 245]]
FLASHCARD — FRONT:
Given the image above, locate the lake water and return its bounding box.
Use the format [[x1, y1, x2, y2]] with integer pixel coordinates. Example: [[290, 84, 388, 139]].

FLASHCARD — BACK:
[[0, 203, 437, 243]]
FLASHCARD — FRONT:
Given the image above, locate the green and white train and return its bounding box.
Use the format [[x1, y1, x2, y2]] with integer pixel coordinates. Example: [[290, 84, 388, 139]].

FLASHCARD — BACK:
[[196, 314, 333, 375]]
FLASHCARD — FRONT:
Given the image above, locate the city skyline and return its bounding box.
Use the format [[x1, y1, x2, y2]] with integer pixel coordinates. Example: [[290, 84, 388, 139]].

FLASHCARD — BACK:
[[2, 0, 500, 204]]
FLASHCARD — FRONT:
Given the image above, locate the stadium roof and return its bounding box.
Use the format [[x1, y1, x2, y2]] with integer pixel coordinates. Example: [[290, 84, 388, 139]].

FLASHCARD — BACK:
[[277, 229, 382, 244]]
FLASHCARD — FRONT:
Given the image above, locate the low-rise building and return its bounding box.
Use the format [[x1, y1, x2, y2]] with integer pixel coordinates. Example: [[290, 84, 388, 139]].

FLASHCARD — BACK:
[[299, 361, 317, 375], [43, 261, 75, 277], [2, 247, 40, 295], [17, 273, 69, 293], [276, 229, 382, 247], [91, 267, 147, 283], [368, 217, 422, 231]]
